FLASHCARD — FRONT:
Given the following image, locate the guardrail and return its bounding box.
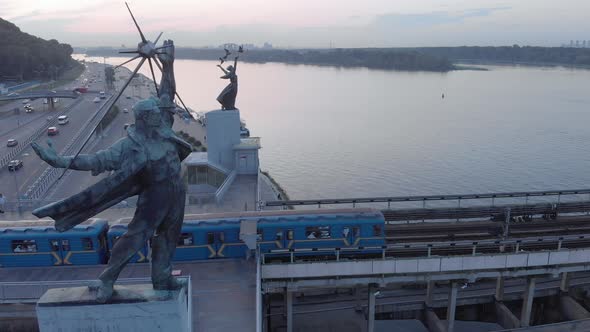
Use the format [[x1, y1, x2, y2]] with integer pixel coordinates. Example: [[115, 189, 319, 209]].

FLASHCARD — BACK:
[[24, 94, 115, 200], [264, 188, 590, 209], [0, 98, 84, 169]]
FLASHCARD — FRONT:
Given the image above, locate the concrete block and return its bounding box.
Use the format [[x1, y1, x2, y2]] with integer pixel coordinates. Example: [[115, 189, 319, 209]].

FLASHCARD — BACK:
[[36, 284, 191, 332], [417, 258, 441, 273], [506, 254, 528, 268], [395, 259, 419, 273], [462, 256, 485, 270], [372, 260, 396, 274], [548, 251, 570, 265], [484, 255, 507, 269], [527, 252, 549, 267], [568, 249, 590, 264], [440, 257, 463, 272]]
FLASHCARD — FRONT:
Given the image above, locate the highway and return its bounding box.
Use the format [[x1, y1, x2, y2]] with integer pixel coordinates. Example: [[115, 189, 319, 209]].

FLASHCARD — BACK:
[[0, 62, 109, 201]]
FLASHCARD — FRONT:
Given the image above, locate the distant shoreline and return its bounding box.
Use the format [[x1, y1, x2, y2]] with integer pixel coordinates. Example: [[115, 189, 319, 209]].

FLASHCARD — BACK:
[[78, 45, 590, 73]]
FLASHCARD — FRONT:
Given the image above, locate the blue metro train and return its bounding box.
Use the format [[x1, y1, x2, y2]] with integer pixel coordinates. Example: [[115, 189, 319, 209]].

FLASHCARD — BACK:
[[0, 208, 385, 267]]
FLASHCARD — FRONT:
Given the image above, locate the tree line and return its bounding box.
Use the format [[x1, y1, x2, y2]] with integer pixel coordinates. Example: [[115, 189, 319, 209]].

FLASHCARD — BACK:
[[0, 18, 76, 81], [84, 45, 590, 72]]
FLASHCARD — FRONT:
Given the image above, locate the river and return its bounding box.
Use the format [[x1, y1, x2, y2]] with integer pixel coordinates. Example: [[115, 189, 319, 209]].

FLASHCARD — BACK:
[[77, 55, 590, 201]]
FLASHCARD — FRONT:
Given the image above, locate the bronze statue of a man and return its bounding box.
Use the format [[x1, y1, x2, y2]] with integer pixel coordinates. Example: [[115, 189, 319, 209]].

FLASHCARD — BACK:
[[31, 40, 192, 303]]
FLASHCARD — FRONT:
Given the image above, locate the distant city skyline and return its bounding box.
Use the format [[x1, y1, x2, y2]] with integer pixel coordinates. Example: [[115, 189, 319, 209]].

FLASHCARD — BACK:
[[2, 0, 590, 48]]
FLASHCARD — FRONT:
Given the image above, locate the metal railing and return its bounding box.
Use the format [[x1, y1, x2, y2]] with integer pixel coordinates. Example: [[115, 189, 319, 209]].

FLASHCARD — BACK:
[[263, 188, 590, 209]]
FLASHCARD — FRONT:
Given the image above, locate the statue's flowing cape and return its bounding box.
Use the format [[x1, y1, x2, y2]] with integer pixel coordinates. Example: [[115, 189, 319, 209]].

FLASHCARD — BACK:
[[32, 127, 192, 232]]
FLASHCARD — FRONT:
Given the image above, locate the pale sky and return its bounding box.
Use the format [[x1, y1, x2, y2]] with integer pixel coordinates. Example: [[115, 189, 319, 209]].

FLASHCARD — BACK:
[[1, 0, 589, 48]]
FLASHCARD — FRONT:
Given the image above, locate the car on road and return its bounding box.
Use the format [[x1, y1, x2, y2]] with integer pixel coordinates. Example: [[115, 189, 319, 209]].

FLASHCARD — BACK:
[[74, 87, 88, 93], [8, 160, 23, 172], [43, 99, 48, 104], [47, 127, 59, 136], [126, 95, 131, 99], [123, 108, 129, 113], [6, 139, 17, 147], [24, 105, 34, 113], [124, 123, 131, 130], [57, 115, 69, 125]]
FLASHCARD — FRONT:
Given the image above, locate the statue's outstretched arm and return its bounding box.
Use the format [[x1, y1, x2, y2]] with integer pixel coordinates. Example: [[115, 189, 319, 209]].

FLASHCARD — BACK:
[[157, 40, 176, 104], [32, 139, 125, 175], [217, 65, 229, 75]]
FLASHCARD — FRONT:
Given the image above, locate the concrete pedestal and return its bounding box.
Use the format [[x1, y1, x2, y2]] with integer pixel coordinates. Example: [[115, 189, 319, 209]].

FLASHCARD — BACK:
[[36, 284, 191, 332], [206, 109, 241, 171]]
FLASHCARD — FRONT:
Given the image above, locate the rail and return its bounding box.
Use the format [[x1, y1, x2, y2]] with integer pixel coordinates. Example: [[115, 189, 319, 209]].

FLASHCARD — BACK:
[[263, 188, 590, 209], [261, 233, 590, 264], [0, 98, 84, 169], [24, 93, 115, 200]]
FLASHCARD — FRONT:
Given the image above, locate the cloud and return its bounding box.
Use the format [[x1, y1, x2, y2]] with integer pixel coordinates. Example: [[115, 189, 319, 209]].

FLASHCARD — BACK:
[[372, 6, 511, 28]]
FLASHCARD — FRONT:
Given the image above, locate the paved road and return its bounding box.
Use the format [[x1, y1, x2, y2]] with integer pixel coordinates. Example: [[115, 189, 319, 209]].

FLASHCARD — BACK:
[[0, 63, 108, 201]]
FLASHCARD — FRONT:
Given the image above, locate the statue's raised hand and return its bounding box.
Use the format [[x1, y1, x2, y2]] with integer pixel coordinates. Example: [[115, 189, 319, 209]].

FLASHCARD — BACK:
[[157, 40, 175, 66], [31, 140, 68, 168]]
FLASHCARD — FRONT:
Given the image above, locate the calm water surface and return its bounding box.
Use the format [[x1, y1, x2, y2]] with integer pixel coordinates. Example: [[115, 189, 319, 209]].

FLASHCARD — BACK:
[[81, 56, 590, 200]]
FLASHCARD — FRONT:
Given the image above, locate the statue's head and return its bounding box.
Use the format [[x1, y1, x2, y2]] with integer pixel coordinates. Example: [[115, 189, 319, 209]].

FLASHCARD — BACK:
[[133, 98, 162, 128], [226, 65, 234, 72]]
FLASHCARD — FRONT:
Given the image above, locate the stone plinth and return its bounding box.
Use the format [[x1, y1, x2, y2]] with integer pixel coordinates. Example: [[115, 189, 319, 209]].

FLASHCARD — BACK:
[[36, 284, 191, 332]]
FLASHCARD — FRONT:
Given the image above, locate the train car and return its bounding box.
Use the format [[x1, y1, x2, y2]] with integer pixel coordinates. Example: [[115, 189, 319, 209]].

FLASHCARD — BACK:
[[0, 219, 109, 267], [107, 217, 150, 263], [178, 208, 385, 260]]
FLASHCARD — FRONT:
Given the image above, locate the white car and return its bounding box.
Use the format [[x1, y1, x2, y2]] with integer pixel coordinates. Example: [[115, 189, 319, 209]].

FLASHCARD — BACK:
[[57, 115, 69, 125]]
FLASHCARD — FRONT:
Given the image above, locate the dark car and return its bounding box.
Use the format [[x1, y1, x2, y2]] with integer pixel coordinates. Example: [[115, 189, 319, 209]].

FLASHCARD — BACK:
[[6, 139, 17, 147], [47, 127, 59, 136], [8, 160, 23, 172]]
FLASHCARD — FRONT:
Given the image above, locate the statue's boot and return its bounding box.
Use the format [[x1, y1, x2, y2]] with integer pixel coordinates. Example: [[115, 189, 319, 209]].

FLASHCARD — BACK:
[[153, 276, 186, 291], [95, 280, 114, 303]]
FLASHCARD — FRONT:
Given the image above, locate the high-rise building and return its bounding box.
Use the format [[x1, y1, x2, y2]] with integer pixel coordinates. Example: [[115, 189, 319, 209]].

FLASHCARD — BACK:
[[576, 40, 580, 48], [570, 40, 574, 47]]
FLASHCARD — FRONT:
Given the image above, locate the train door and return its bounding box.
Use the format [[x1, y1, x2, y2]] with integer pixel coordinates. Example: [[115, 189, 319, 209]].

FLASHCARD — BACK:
[[274, 229, 293, 249], [342, 226, 361, 247], [206, 231, 225, 258], [49, 239, 71, 265]]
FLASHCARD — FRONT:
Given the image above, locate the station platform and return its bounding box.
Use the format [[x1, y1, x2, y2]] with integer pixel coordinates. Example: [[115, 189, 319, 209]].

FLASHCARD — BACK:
[[0, 259, 257, 332]]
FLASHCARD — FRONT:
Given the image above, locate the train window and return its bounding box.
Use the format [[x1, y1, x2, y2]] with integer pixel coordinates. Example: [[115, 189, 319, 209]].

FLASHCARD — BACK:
[[287, 230, 294, 240], [12, 240, 37, 253], [218, 232, 225, 243], [81, 238, 94, 250], [353, 227, 360, 237], [207, 232, 214, 244], [61, 240, 71, 251], [49, 240, 60, 251], [306, 226, 331, 239], [177, 233, 194, 246], [275, 230, 283, 241], [342, 227, 350, 237], [257, 229, 263, 241], [373, 225, 382, 237]]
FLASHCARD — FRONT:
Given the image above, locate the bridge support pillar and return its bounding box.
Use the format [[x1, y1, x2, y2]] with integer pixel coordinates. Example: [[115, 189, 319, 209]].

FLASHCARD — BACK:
[[559, 295, 590, 321], [495, 277, 504, 302], [495, 301, 520, 329], [367, 285, 377, 332], [426, 280, 435, 307], [424, 309, 446, 332], [520, 277, 536, 327], [560, 272, 570, 293], [446, 282, 458, 332], [285, 289, 293, 332]]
